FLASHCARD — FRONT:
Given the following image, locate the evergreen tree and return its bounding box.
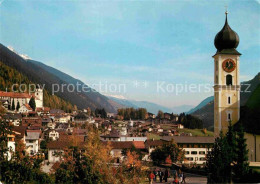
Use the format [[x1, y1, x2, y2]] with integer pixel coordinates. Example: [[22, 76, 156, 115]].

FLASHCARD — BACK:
[[233, 123, 249, 182], [16, 101, 20, 111], [11, 100, 15, 111], [29, 97, 36, 111], [206, 131, 231, 183], [226, 121, 237, 180]]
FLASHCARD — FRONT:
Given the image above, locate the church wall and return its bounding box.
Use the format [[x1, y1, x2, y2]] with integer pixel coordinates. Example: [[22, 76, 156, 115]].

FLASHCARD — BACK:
[[245, 133, 260, 162]]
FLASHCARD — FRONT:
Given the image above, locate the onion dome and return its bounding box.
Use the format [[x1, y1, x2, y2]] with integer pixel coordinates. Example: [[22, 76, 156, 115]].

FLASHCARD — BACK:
[[214, 11, 240, 55]]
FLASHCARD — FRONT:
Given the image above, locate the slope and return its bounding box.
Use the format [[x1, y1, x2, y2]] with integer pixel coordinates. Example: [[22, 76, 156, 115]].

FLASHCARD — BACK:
[[0, 62, 74, 112], [0, 43, 117, 112]]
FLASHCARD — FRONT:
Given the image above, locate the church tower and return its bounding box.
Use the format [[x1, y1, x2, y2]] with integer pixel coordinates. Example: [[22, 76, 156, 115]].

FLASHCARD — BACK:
[[213, 11, 241, 136]]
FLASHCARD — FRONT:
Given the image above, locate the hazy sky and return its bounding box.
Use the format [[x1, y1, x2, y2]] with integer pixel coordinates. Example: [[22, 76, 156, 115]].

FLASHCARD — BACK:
[[0, 0, 259, 108]]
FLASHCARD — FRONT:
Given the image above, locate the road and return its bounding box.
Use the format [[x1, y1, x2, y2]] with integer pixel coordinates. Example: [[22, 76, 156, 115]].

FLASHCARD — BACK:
[[152, 173, 207, 184]]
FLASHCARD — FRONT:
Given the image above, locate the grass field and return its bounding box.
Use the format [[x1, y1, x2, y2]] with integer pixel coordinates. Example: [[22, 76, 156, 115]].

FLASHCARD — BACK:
[[147, 133, 161, 140], [179, 128, 214, 137]]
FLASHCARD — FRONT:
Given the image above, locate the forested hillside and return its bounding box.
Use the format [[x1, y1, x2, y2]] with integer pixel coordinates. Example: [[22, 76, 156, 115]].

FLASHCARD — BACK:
[[0, 43, 118, 112], [0, 62, 74, 112]]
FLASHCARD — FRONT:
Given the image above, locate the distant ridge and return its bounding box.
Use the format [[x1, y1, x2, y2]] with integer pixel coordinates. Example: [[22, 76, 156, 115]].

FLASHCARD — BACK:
[[106, 95, 194, 114], [187, 96, 214, 114]]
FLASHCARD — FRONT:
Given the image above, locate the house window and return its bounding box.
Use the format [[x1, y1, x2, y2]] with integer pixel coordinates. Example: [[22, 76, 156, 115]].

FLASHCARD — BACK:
[[191, 151, 197, 155], [226, 75, 232, 85], [228, 96, 231, 104], [199, 151, 205, 155], [199, 157, 206, 161], [185, 151, 190, 155], [187, 157, 193, 161]]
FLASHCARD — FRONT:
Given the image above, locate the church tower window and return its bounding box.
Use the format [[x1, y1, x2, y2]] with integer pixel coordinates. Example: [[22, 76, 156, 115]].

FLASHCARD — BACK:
[[226, 75, 232, 85], [228, 96, 231, 104], [228, 113, 231, 121]]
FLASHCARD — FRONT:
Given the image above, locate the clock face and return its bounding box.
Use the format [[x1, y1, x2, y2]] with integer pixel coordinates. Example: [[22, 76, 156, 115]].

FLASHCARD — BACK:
[[222, 59, 236, 72]]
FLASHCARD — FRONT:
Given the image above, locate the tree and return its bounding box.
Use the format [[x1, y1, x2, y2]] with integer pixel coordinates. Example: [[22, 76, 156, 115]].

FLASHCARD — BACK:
[[151, 139, 184, 165], [55, 147, 103, 184], [206, 124, 250, 183], [16, 101, 20, 111], [0, 120, 13, 160], [11, 100, 15, 111], [233, 123, 249, 182], [206, 131, 231, 183], [29, 97, 36, 111], [157, 110, 164, 119], [122, 145, 144, 160], [226, 121, 237, 178]]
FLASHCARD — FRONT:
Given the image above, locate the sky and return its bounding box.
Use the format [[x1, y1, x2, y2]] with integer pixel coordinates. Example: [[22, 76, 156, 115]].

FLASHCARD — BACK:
[[0, 0, 259, 108]]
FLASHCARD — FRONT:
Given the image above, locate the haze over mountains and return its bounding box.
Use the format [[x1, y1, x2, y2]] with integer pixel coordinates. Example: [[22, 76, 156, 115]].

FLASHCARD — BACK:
[[106, 95, 194, 114]]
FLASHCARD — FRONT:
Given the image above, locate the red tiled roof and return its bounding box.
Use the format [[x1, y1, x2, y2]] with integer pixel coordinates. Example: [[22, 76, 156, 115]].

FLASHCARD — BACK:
[[105, 141, 133, 149], [103, 141, 146, 150], [36, 108, 44, 112], [47, 141, 71, 149], [47, 140, 86, 149], [12, 126, 27, 138], [132, 141, 145, 149], [0, 91, 31, 98], [44, 107, 50, 112], [145, 140, 164, 148]]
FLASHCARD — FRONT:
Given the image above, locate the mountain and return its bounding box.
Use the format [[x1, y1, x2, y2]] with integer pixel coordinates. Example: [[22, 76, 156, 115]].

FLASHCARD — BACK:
[[171, 105, 194, 114], [0, 43, 119, 112], [106, 95, 194, 114], [191, 73, 260, 129], [187, 96, 214, 114]]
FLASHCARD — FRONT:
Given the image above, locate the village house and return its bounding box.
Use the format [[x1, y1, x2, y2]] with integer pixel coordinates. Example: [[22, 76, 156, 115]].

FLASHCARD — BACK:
[[25, 131, 41, 156], [48, 130, 59, 141], [36, 107, 50, 116], [6, 131, 21, 160], [100, 129, 120, 141], [22, 116, 42, 127], [54, 115, 69, 123], [148, 113, 156, 119], [3, 113, 22, 126], [47, 141, 68, 163], [105, 141, 146, 163], [19, 104, 33, 113]]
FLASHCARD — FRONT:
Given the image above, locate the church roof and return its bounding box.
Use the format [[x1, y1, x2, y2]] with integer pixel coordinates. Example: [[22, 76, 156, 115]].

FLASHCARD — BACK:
[[214, 11, 240, 55], [0, 91, 31, 98]]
